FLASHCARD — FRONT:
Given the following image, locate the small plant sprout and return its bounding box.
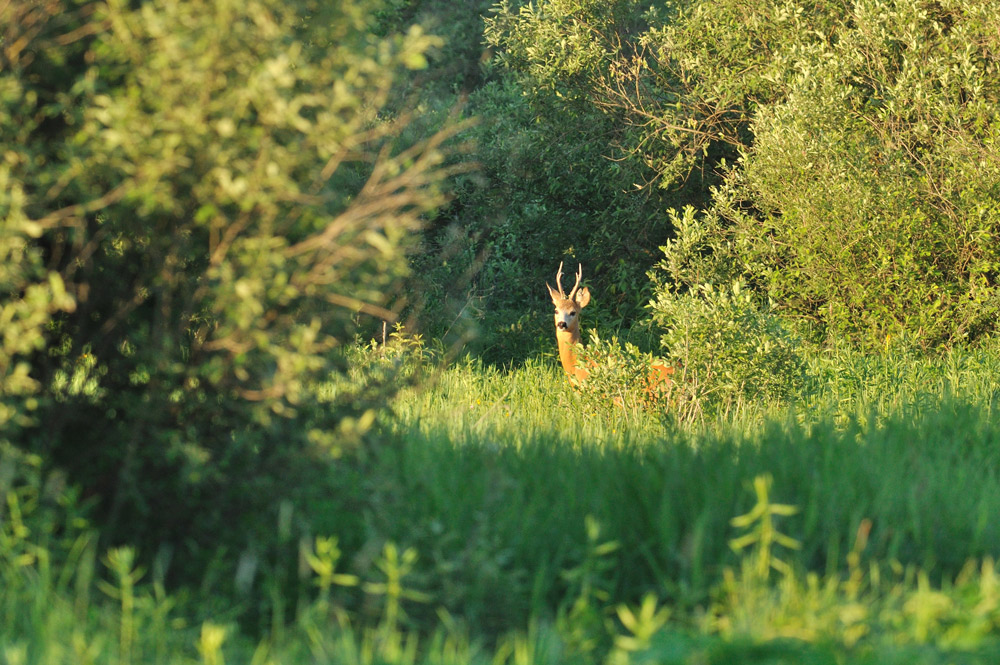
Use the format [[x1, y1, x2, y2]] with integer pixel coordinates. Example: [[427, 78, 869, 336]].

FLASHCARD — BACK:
[[305, 536, 359, 601], [197, 622, 228, 665], [363, 543, 430, 630], [729, 474, 801, 579], [97, 548, 144, 665], [558, 516, 622, 652], [561, 515, 621, 605], [614, 593, 671, 653]]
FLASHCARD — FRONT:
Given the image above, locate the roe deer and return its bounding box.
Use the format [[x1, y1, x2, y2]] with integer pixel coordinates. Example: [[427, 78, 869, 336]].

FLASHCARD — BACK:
[[547, 262, 675, 402]]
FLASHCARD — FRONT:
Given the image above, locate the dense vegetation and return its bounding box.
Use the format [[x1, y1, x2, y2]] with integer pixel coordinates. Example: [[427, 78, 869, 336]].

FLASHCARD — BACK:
[[2, 0, 1000, 662]]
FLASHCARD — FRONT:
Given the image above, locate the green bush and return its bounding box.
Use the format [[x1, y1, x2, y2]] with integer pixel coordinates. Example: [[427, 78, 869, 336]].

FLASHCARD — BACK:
[[650, 265, 807, 421], [575, 331, 674, 415], [494, 0, 1000, 351], [738, 0, 1000, 348], [621, 0, 1000, 349], [648, 203, 806, 421], [1, 0, 461, 560]]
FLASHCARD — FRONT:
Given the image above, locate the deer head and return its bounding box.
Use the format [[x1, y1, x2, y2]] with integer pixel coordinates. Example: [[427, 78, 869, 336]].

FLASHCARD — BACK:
[[547, 262, 590, 339], [547, 262, 590, 380], [546, 262, 675, 399]]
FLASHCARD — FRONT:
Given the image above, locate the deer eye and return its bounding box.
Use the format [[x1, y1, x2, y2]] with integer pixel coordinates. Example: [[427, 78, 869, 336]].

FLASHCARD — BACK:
[[569, 312, 576, 317]]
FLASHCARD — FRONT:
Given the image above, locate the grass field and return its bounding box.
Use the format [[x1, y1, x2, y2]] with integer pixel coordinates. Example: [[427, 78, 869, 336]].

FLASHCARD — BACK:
[[5, 342, 1000, 663]]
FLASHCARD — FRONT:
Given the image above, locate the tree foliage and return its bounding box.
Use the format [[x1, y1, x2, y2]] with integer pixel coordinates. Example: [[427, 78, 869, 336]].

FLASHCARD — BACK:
[[639, 0, 1000, 348], [740, 0, 1000, 347], [1, 0, 461, 551], [484, 0, 1000, 350]]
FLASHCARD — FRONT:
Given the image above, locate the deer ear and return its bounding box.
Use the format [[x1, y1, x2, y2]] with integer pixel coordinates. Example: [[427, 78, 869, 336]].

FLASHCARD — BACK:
[[547, 283, 562, 305], [575, 286, 590, 308]]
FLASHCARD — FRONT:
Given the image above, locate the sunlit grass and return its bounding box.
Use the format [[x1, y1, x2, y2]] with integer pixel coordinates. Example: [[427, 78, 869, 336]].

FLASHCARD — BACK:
[[388, 337, 1000, 451], [7, 341, 1000, 663], [388, 357, 668, 449]]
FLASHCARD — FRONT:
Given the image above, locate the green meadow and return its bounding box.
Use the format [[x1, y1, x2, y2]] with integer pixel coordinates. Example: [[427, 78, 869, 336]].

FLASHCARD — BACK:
[[4, 0, 1000, 662], [6, 342, 1000, 663]]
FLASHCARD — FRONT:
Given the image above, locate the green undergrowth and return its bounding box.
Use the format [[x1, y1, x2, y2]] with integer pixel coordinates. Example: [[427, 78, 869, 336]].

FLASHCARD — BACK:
[[392, 338, 1000, 440], [6, 342, 1000, 663], [381, 347, 1000, 601]]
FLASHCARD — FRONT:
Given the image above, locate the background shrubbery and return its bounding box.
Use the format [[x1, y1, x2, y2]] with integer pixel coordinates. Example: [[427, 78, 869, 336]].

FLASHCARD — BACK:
[[640, 0, 1000, 350], [475, 0, 1000, 353], [2, 0, 462, 573], [724, 0, 1000, 348]]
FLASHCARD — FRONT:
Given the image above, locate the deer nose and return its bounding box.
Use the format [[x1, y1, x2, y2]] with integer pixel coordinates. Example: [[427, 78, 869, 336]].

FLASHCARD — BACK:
[[557, 321, 567, 330]]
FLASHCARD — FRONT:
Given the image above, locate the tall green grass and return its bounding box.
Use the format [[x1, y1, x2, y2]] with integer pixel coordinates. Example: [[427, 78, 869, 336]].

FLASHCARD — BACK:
[[369, 342, 1000, 652], [380, 350, 1000, 606], [5, 342, 1000, 663]]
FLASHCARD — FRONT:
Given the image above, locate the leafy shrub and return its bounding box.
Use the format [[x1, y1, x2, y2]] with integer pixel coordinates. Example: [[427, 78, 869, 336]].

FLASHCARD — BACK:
[[650, 269, 806, 421], [612, 0, 1000, 349], [1, 0, 461, 560], [737, 0, 1000, 348], [649, 200, 807, 420], [575, 331, 675, 414], [494, 0, 1000, 351]]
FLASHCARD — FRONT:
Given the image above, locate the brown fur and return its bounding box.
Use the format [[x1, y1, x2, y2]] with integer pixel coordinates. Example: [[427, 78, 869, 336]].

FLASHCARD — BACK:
[[547, 263, 674, 399], [547, 262, 591, 383]]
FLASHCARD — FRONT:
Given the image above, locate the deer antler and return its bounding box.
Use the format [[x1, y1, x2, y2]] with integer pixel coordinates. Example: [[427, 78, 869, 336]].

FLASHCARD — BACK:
[[554, 261, 566, 298], [551, 261, 582, 300], [568, 264, 582, 301]]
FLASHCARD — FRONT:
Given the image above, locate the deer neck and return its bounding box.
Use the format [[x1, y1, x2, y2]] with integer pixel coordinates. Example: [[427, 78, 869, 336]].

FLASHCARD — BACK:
[[556, 327, 588, 382]]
